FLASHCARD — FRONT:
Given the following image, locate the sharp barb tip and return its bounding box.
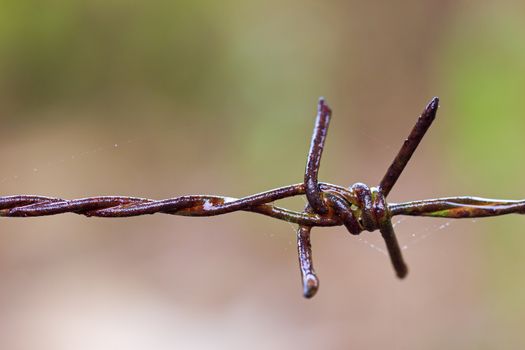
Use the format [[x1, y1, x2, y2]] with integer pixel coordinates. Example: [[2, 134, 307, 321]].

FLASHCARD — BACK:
[[428, 96, 439, 112], [303, 274, 319, 299]]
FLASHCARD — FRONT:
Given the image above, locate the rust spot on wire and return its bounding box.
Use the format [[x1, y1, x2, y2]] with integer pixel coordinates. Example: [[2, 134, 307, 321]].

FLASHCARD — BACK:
[[3, 97, 525, 298]]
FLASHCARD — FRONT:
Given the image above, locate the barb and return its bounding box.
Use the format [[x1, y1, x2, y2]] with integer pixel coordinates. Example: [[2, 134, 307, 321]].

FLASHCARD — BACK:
[[2, 97, 524, 298], [297, 205, 319, 298], [305, 97, 332, 214]]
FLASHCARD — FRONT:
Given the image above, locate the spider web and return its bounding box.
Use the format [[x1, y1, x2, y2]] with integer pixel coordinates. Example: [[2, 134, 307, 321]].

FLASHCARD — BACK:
[[0, 139, 135, 186]]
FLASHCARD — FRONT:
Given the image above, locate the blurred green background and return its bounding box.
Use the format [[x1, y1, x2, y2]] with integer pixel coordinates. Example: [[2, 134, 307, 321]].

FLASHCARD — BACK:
[[1, 0, 525, 349]]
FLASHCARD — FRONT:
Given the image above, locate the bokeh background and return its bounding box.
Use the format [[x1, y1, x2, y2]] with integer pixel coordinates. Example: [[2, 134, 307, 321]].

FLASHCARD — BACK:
[[0, 0, 524, 349]]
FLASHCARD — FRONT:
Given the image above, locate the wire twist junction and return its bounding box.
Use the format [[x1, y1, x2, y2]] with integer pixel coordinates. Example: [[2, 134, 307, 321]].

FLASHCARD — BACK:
[[2, 97, 525, 298]]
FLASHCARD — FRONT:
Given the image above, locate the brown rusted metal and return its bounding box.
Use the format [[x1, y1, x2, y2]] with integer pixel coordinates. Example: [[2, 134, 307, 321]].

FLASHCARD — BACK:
[[379, 97, 439, 197], [305, 97, 332, 215], [297, 205, 319, 298], [2, 97, 525, 298]]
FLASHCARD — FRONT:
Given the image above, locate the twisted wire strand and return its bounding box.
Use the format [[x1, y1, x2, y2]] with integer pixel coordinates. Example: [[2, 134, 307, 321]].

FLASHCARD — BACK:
[[2, 192, 522, 222], [0, 183, 346, 225], [0, 191, 525, 219], [2, 97, 525, 299]]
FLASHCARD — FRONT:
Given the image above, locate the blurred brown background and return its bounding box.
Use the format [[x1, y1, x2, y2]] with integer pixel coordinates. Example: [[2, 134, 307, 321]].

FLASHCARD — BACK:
[[1, 0, 525, 349]]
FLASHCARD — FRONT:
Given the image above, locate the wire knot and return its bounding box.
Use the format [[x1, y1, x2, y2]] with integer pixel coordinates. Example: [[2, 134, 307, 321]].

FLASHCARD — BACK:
[[325, 183, 390, 235], [296, 97, 436, 297]]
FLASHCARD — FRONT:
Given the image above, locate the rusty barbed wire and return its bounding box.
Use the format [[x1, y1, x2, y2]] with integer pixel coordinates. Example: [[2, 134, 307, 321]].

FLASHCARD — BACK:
[[2, 97, 525, 298]]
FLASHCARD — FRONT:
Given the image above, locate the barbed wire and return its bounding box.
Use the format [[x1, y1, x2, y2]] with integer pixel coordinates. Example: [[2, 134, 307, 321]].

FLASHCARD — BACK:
[[2, 97, 525, 298]]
